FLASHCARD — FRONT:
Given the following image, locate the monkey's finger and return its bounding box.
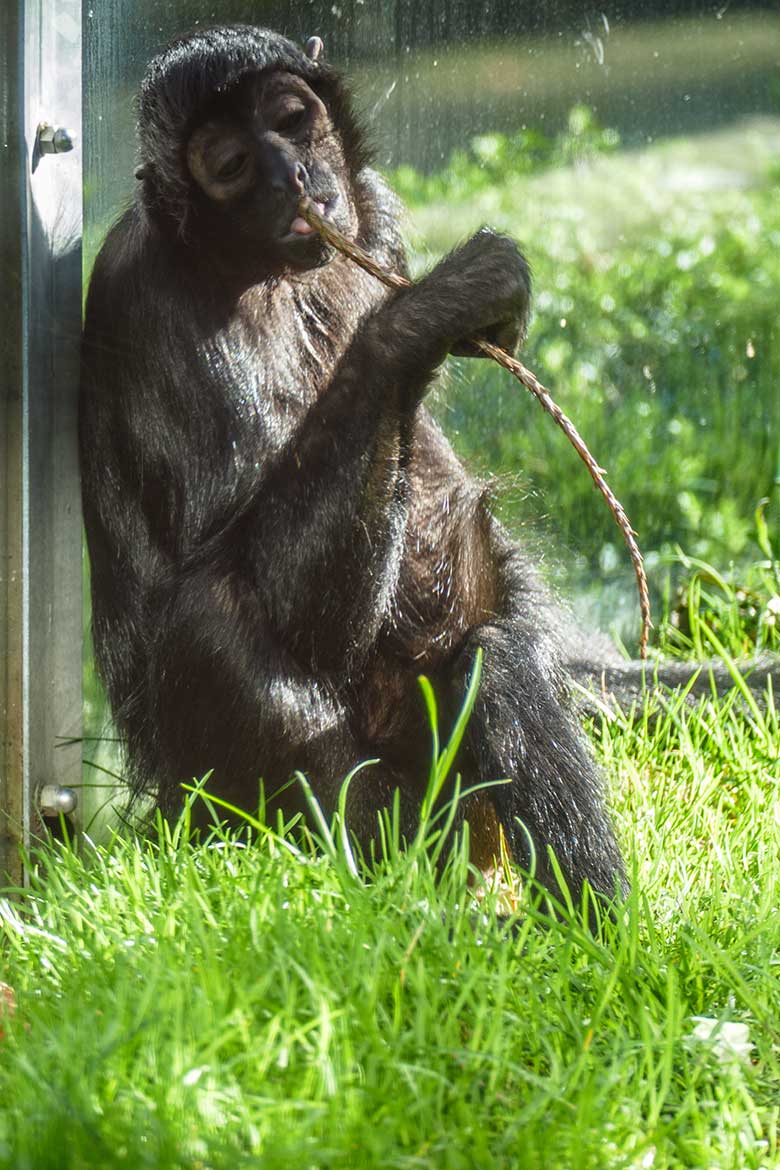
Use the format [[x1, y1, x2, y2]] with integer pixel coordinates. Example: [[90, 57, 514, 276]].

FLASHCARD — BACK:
[[450, 321, 522, 360]]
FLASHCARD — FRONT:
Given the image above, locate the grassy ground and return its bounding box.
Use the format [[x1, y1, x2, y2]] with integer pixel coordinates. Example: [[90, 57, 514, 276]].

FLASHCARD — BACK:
[[2, 670, 780, 1169]]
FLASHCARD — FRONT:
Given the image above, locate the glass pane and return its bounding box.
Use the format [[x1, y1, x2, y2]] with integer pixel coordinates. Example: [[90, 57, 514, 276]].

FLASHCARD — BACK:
[[83, 2, 780, 817]]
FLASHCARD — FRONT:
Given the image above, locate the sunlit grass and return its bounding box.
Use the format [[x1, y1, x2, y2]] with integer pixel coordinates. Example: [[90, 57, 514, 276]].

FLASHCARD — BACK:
[[3, 649, 780, 1168]]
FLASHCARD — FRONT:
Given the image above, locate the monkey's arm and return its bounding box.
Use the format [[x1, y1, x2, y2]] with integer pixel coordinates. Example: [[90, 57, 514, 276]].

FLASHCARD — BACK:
[[248, 230, 530, 653]]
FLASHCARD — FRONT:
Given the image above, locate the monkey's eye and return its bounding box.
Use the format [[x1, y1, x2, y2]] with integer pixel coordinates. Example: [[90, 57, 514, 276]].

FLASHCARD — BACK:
[[214, 152, 249, 182], [274, 105, 307, 136]]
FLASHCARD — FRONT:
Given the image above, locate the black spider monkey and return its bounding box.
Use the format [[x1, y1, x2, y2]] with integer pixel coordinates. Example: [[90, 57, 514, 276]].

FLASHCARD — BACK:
[[80, 24, 627, 903]]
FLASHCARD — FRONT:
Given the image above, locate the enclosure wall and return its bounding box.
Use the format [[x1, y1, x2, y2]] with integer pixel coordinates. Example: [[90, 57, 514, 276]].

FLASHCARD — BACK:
[[0, 0, 83, 882]]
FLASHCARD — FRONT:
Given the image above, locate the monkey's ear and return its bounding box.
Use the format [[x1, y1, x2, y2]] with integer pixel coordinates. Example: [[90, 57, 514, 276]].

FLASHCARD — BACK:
[[305, 36, 324, 61], [135, 164, 148, 181]]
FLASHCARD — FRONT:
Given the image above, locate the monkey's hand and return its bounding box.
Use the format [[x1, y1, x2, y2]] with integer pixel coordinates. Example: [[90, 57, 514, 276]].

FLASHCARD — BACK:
[[356, 227, 531, 401], [426, 228, 532, 359]]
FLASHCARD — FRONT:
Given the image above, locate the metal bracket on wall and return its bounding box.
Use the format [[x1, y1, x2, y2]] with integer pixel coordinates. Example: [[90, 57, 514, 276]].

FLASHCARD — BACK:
[[38, 785, 78, 817], [33, 120, 77, 170]]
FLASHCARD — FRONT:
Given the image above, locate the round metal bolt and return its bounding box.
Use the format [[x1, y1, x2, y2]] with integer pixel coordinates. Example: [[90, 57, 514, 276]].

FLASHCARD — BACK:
[[39, 785, 78, 817], [37, 123, 77, 155]]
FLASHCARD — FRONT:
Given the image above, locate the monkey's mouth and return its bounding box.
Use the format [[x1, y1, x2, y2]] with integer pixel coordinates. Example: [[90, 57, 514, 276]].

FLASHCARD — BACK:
[[281, 194, 337, 244], [286, 200, 325, 238]]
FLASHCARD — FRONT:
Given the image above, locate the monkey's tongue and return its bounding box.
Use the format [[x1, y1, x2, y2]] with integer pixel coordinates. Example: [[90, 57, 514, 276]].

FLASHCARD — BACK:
[[289, 202, 326, 236]]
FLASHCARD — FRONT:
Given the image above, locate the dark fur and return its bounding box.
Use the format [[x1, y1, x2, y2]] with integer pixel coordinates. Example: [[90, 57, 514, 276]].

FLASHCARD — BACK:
[[80, 25, 625, 902]]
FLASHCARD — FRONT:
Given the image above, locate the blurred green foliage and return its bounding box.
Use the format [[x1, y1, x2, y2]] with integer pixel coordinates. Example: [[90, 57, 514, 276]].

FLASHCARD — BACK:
[[507, 181, 778, 559], [659, 500, 780, 659], [390, 105, 621, 204], [388, 115, 780, 643]]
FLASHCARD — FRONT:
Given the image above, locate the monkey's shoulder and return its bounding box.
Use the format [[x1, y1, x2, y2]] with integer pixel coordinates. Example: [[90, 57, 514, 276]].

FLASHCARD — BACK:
[[355, 167, 409, 278], [84, 203, 209, 357]]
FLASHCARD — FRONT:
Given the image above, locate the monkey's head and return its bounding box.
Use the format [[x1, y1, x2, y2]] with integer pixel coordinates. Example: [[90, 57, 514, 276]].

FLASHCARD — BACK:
[[137, 26, 368, 272]]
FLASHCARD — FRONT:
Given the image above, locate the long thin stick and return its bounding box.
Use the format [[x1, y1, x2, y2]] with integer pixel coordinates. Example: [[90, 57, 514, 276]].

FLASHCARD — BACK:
[[299, 196, 651, 658]]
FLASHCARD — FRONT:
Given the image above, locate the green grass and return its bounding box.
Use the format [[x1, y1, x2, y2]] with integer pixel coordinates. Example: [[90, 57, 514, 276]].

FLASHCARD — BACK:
[[3, 657, 780, 1169]]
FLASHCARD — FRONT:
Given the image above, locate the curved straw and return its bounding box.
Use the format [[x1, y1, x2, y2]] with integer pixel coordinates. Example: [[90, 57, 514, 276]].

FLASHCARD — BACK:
[[299, 196, 651, 658]]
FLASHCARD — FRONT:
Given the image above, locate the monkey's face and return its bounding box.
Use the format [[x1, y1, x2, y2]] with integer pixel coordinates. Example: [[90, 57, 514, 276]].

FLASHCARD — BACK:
[[185, 71, 357, 272]]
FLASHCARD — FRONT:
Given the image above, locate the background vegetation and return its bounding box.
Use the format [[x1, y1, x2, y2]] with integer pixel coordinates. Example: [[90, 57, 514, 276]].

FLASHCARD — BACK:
[[388, 109, 780, 646]]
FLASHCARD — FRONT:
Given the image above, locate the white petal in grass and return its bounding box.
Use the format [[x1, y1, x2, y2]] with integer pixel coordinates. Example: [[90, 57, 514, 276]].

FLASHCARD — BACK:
[[182, 1065, 209, 1087], [688, 1016, 753, 1065], [604, 1141, 656, 1168]]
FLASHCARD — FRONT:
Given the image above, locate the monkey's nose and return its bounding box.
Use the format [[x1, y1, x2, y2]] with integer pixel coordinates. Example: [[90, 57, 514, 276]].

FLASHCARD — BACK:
[[264, 145, 309, 195], [291, 161, 308, 193]]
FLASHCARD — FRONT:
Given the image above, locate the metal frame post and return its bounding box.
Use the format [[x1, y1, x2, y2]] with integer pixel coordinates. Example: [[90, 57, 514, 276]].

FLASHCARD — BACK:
[[0, 0, 83, 884]]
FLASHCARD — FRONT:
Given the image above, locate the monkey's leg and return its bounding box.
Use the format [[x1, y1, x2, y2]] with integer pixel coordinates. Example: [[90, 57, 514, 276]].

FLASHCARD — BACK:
[[139, 566, 417, 848]]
